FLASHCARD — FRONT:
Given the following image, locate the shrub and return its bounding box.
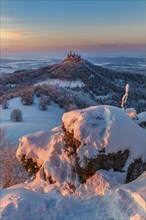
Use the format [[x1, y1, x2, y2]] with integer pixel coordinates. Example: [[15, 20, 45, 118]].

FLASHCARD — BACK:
[[34, 85, 42, 97], [2, 98, 9, 109], [21, 91, 34, 105], [10, 109, 23, 122], [0, 128, 28, 188], [39, 95, 50, 111]]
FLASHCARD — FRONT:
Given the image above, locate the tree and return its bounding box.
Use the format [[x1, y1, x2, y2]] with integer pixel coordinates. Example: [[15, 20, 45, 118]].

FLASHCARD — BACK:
[[21, 91, 34, 105], [121, 84, 129, 109], [34, 85, 42, 97], [10, 109, 23, 122], [0, 128, 28, 188], [39, 95, 50, 111], [2, 98, 9, 109]]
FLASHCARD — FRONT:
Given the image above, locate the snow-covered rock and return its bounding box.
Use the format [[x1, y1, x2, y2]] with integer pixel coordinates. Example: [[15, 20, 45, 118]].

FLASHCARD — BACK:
[[125, 109, 146, 129], [62, 105, 145, 164], [16, 105, 145, 185], [136, 112, 146, 128], [126, 108, 137, 120]]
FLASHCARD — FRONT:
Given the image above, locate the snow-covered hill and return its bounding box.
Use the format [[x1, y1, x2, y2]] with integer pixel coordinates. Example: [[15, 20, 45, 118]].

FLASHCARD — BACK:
[[0, 97, 64, 144], [1, 56, 146, 113]]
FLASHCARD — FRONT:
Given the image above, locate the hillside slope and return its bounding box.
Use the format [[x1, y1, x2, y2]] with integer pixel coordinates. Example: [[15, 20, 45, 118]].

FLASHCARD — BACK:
[[1, 57, 146, 112]]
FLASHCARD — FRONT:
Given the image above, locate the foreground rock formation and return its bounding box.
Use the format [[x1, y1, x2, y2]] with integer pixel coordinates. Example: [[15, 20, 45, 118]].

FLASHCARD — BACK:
[[16, 105, 146, 185]]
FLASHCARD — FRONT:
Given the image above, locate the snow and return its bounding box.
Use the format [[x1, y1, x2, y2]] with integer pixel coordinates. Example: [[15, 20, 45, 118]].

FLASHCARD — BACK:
[[16, 127, 76, 184], [15, 104, 145, 193], [15, 105, 145, 188], [121, 171, 146, 202], [1, 104, 146, 219], [125, 109, 146, 125], [136, 112, 146, 124], [0, 97, 64, 144], [17, 127, 64, 168], [62, 105, 145, 165], [93, 62, 111, 66], [0, 172, 145, 220], [96, 95, 110, 100], [35, 79, 85, 88], [75, 172, 110, 197], [126, 108, 137, 119]]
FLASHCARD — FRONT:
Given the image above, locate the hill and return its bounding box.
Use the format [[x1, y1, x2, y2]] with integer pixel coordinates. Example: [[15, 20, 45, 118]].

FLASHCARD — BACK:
[[1, 54, 146, 112], [0, 97, 64, 144]]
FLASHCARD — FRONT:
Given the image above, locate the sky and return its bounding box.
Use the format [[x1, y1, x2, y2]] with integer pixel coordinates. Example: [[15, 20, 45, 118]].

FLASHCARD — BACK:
[[1, 0, 145, 57]]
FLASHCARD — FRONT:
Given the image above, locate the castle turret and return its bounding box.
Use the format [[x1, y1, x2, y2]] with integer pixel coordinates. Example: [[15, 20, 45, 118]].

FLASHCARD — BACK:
[[64, 52, 82, 63]]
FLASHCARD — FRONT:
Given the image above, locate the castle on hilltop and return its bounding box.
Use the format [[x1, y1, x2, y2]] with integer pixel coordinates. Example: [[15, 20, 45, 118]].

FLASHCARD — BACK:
[[64, 52, 82, 63]]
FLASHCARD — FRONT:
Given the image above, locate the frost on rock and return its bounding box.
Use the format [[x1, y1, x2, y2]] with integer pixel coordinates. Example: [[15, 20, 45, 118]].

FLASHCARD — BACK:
[[16, 105, 146, 185]]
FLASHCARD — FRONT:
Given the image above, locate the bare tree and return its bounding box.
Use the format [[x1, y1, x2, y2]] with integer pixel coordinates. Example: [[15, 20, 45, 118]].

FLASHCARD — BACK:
[[121, 84, 129, 109], [39, 95, 50, 111], [21, 91, 34, 105], [2, 98, 9, 109], [0, 128, 28, 188]]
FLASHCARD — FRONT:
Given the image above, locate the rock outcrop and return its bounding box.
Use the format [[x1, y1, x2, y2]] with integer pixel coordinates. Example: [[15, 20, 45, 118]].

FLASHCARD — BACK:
[[16, 106, 146, 185], [126, 158, 146, 183]]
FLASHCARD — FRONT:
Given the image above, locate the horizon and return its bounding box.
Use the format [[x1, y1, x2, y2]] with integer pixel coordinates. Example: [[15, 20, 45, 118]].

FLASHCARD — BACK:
[[1, 0, 145, 57], [1, 50, 145, 59]]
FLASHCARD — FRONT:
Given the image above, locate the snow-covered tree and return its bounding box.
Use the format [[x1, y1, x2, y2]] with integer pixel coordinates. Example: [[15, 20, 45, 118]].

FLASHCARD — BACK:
[[39, 95, 50, 111], [34, 85, 42, 97], [121, 84, 129, 109], [10, 109, 23, 122]]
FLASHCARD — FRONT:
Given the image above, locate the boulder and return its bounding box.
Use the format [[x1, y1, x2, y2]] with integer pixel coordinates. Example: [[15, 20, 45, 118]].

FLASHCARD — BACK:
[[16, 105, 146, 184]]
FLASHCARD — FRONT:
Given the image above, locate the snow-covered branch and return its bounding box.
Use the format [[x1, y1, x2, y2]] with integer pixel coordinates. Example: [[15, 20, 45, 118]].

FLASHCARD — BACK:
[[121, 84, 129, 109]]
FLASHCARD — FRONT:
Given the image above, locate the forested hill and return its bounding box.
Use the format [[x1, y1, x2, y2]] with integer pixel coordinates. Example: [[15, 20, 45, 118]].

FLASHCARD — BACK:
[[1, 57, 146, 112]]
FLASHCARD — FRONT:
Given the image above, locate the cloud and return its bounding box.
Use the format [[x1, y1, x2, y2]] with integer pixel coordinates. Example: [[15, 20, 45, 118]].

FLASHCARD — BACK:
[[1, 16, 26, 25], [1, 30, 24, 40], [1, 28, 57, 53], [1, 16, 18, 22], [80, 43, 145, 52]]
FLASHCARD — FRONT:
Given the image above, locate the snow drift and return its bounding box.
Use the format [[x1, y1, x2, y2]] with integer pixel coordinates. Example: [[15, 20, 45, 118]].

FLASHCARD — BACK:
[[0, 172, 146, 220]]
